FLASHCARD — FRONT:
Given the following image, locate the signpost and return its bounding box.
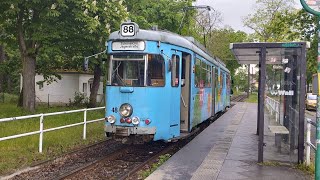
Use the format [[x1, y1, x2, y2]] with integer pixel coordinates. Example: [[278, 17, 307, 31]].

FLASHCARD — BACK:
[[300, 0, 320, 179]]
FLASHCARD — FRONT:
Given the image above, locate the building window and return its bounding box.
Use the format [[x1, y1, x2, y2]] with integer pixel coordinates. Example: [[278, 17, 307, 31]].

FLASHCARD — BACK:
[[83, 83, 87, 95]]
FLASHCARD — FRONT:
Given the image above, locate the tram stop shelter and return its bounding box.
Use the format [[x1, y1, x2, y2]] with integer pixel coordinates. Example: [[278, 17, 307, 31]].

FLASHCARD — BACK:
[[230, 42, 309, 164]]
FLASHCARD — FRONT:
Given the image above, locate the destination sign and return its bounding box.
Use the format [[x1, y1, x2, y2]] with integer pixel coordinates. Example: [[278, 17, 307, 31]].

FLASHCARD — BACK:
[[112, 41, 145, 51]]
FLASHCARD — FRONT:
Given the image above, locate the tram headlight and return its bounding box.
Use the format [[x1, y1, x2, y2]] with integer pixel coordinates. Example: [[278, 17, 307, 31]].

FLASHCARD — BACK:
[[119, 103, 133, 117], [132, 116, 140, 125], [107, 115, 116, 124]]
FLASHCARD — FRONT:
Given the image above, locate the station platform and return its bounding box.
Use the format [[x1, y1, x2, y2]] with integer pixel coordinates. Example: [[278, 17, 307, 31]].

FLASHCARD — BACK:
[[146, 102, 311, 180]]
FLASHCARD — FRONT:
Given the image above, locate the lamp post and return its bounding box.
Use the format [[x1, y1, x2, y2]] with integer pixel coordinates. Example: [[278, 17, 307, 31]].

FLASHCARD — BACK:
[[300, 0, 320, 179], [178, 5, 213, 47]]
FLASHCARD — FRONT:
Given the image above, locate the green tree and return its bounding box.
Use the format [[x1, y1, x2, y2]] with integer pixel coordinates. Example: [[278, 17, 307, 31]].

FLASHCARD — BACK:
[[207, 28, 247, 77], [124, 0, 194, 33], [243, 0, 295, 42], [290, 10, 317, 87], [233, 67, 249, 92], [0, 1, 127, 111], [61, 1, 127, 107], [0, 1, 72, 111]]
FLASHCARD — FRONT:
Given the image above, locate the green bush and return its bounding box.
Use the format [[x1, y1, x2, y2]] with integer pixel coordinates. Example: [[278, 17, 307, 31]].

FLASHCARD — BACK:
[[69, 92, 89, 107]]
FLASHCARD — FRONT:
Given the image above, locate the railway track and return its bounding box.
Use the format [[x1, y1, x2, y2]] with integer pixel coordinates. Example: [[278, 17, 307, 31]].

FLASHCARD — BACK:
[[7, 104, 230, 180], [231, 94, 248, 102], [57, 142, 173, 180]]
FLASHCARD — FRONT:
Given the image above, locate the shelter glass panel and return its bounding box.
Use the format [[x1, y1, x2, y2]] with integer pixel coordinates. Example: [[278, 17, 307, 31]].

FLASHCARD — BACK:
[[264, 48, 302, 163]]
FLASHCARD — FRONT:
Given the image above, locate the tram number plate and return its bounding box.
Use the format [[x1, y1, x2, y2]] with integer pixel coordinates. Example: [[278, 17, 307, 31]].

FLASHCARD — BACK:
[[121, 24, 135, 37]]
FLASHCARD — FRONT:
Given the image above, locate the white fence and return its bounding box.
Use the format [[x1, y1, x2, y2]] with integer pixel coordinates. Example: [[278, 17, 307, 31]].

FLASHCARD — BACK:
[[305, 118, 316, 166], [0, 107, 105, 153], [265, 96, 280, 122]]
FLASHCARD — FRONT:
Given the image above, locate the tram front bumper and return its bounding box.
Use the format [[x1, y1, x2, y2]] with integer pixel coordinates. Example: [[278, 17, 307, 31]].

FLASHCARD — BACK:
[[104, 125, 156, 136]]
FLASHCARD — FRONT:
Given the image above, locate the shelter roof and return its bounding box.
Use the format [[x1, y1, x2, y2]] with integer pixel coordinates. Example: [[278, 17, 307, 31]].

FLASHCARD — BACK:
[[230, 42, 310, 64]]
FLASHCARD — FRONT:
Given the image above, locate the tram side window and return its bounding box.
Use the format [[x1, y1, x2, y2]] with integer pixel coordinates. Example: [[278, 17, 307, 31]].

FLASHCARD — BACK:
[[148, 54, 165, 87], [200, 61, 206, 87], [208, 65, 212, 87], [171, 55, 180, 87], [227, 74, 230, 93], [215, 68, 219, 90], [204, 63, 211, 87], [181, 58, 186, 87], [195, 58, 211, 88], [195, 58, 201, 87]]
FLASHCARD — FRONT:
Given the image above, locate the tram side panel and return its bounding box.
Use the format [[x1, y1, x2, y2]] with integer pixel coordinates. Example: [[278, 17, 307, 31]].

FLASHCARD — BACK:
[[216, 67, 229, 112], [220, 70, 231, 109], [190, 56, 214, 129]]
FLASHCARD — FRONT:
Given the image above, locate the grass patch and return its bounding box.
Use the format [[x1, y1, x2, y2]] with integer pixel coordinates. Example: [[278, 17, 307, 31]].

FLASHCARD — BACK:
[[0, 93, 18, 104], [0, 94, 106, 175], [245, 93, 258, 103], [140, 154, 171, 179], [295, 163, 315, 175]]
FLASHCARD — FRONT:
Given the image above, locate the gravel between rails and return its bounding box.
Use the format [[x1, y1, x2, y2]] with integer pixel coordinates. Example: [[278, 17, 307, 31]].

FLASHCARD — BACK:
[[8, 139, 125, 180]]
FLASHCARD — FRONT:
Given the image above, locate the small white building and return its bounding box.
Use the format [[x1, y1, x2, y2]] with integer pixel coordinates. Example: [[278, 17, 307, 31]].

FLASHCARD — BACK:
[[22, 72, 104, 104]]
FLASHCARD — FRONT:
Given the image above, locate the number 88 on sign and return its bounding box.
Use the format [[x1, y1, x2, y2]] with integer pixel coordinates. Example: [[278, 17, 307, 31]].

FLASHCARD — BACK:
[[121, 22, 138, 37]]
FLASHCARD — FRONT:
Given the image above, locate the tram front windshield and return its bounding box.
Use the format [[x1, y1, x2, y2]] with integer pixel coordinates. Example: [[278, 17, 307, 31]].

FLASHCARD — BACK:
[[110, 54, 165, 87]]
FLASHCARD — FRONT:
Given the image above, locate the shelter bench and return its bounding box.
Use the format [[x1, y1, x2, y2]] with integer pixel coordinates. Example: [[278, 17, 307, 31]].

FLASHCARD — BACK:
[[268, 125, 289, 152]]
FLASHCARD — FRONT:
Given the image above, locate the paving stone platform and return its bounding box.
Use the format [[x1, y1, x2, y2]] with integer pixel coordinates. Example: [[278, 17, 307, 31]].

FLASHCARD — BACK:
[[146, 102, 311, 180]]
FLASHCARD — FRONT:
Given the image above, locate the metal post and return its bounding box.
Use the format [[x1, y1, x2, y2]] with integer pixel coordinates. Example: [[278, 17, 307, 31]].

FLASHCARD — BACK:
[[257, 62, 261, 136], [83, 109, 87, 140], [307, 121, 311, 166], [251, 66, 254, 94], [39, 114, 44, 153], [248, 64, 250, 98], [258, 46, 266, 163], [316, 18, 320, 179], [298, 44, 306, 164]]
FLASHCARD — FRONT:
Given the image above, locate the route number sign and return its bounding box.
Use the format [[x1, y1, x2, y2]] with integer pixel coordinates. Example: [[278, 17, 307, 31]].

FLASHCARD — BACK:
[[121, 23, 135, 37]]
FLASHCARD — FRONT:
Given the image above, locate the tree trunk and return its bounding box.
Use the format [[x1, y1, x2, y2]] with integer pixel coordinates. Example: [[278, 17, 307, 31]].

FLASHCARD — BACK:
[[22, 55, 36, 112], [17, 9, 36, 112], [88, 63, 102, 108]]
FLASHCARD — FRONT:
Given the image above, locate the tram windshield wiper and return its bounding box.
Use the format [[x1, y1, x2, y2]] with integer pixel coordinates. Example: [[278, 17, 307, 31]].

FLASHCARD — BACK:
[[115, 73, 126, 86], [111, 62, 127, 86]]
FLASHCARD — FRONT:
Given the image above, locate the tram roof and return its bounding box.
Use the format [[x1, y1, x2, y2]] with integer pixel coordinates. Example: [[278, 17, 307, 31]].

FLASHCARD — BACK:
[[109, 29, 229, 73]]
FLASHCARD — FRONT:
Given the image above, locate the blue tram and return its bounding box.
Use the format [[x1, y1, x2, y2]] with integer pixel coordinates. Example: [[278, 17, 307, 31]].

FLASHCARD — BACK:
[[104, 22, 230, 142]]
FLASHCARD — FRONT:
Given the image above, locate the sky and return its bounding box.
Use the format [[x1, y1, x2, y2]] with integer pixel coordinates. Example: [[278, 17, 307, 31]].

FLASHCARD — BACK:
[[194, 0, 303, 33]]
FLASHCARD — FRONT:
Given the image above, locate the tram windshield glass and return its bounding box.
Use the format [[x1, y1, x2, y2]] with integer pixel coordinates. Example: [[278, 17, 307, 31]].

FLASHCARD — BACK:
[[110, 54, 165, 87]]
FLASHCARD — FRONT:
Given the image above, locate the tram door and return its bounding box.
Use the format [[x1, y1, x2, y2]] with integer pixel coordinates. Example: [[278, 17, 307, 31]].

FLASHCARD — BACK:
[[211, 66, 216, 116], [180, 53, 191, 132], [170, 50, 182, 137]]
